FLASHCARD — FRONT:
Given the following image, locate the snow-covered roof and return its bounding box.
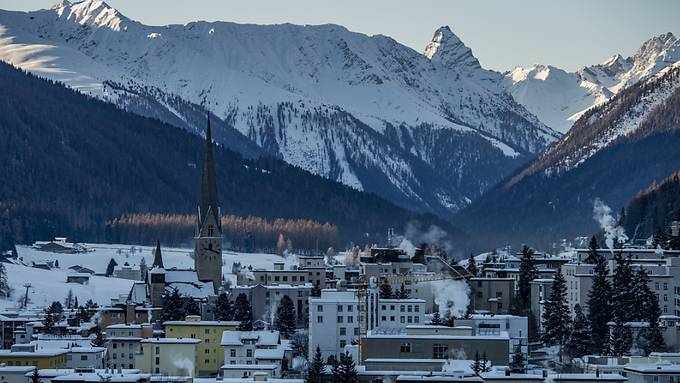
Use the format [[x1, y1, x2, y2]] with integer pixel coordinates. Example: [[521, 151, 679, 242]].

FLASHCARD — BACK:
[[254, 347, 285, 360], [51, 373, 151, 383], [220, 330, 280, 346], [550, 374, 626, 381], [625, 363, 680, 373], [0, 366, 35, 373], [481, 372, 544, 380], [164, 320, 240, 327], [140, 338, 200, 344], [0, 349, 67, 357], [219, 364, 278, 370]]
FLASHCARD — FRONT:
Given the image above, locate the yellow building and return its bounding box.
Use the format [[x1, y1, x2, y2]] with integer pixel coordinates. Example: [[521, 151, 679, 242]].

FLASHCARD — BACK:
[[0, 350, 67, 368], [135, 338, 200, 377], [163, 316, 239, 376]]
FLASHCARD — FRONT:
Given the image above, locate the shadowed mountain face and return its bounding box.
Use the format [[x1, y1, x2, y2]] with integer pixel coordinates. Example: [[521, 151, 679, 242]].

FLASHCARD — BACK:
[[0, 61, 462, 247], [0, 2, 557, 217]]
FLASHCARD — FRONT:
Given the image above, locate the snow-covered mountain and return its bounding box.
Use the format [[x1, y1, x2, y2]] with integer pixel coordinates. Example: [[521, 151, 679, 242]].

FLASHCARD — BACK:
[[0, 0, 558, 216], [457, 62, 680, 250], [505, 32, 680, 133]]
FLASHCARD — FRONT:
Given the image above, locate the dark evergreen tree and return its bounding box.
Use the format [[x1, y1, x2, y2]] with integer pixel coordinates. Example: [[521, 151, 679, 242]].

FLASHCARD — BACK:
[[565, 304, 592, 358], [234, 293, 254, 331], [635, 268, 665, 355], [542, 268, 571, 359], [481, 352, 490, 372], [91, 326, 106, 347], [430, 310, 442, 325], [336, 352, 358, 383], [514, 245, 537, 313], [585, 236, 599, 264], [105, 258, 118, 277], [42, 307, 55, 334], [183, 299, 200, 317], [274, 295, 297, 338], [652, 229, 668, 249], [396, 283, 410, 299], [0, 263, 9, 298], [30, 367, 40, 383], [379, 280, 393, 299], [139, 257, 148, 281], [509, 345, 526, 373], [467, 253, 478, 277], [161, 288, 185, 321], [610, 252, 635, 356], [305, 346, 325, 383], [470, 351, 483, 376], [214, 293, 234, 321], [587, 251, 612, 354]]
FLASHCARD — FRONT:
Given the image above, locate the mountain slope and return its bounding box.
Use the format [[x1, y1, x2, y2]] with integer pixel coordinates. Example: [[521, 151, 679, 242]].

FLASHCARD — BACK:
[[455, 64, 680, 250], [621, 170, 680, 242], [0, 1, 558, 216], [505, 33, 680, 133], [0, 60, 460, 247]]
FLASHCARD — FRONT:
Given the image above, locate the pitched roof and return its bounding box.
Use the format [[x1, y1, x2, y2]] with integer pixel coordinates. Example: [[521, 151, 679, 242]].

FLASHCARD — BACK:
[[152, 240, 164, 269]]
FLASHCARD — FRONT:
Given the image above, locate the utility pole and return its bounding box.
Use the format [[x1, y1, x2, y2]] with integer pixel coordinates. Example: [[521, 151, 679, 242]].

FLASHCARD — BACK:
[[22, 283, 32, 309]]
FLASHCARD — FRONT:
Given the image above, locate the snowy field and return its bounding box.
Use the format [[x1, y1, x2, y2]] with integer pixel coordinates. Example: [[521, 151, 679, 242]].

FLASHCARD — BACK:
[[3, 243, 287, 310]]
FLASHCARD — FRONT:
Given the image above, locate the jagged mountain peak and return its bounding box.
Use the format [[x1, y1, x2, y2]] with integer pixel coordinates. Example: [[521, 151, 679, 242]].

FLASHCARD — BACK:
[[51, 0, 129, 31], [423, 25, 481, 70]]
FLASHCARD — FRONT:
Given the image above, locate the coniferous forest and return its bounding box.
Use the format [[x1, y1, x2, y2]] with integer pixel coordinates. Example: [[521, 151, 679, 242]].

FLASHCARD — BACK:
[[0, 61, 459, 252]]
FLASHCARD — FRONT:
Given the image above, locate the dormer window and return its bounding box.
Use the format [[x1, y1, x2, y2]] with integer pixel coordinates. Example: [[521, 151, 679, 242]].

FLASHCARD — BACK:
[[208, 225, 214, 236]]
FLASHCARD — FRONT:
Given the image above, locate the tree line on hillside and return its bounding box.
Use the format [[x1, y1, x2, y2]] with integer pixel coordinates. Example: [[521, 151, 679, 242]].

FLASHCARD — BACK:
[[0, 61, 458, 250], [105, 213, 338, 252], [622, 169, 680, 245]]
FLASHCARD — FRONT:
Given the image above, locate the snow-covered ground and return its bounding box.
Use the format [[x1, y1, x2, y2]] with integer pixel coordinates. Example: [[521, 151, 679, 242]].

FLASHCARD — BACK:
[[3, 243, 287, 310]]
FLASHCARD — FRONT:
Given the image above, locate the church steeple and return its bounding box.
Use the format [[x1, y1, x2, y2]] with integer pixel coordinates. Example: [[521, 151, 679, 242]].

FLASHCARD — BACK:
[[194, 115, 222, 294], [198, 116, 220, 232], [152, 239, 164, 269]]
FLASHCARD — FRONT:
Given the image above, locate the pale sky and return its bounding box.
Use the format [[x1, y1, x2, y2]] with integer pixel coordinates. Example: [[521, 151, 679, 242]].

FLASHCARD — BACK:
[[2, 0, 679, 72]]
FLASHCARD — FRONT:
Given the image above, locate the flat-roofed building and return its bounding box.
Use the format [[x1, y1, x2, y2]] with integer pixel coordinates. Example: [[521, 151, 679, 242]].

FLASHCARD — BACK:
[[106, 323, 153, 370], [363, 325, 509, 368], [163, 316, 239, 376], [469, 278, 515, 314], [135, 338, 200, 377]]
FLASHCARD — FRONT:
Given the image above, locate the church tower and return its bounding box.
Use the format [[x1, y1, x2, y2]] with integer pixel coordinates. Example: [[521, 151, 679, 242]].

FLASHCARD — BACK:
[[149, 240, 166, 307], [194, 117, 222, 294]]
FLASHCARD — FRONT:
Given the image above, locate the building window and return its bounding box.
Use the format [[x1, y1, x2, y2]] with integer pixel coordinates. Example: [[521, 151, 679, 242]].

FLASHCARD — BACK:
[[414, 316, 420, 323], [317, 305, 323, 312], [340, 328, 346, 335], [407, 305, 412, 313], [247, 350, 253, 357], [340, 340, 346, 348], [155, 357, 160, 365], [400, 305, 405, 312], [414, 306, 420, 312], [338, 305, 343, 312], [347, 316, 353, 323], [433, 344, 449, 359], [317, 316, 323, 323], [400, 343, 411, 353], [338, 316, 344, 323], [347, 305, 353, 312], [400, 316, 405, 323]]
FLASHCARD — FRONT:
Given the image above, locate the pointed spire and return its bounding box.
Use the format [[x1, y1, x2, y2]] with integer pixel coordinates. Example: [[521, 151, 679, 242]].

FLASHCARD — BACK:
[[198, 114, 220, 231], [152, 240, 164, 269]]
